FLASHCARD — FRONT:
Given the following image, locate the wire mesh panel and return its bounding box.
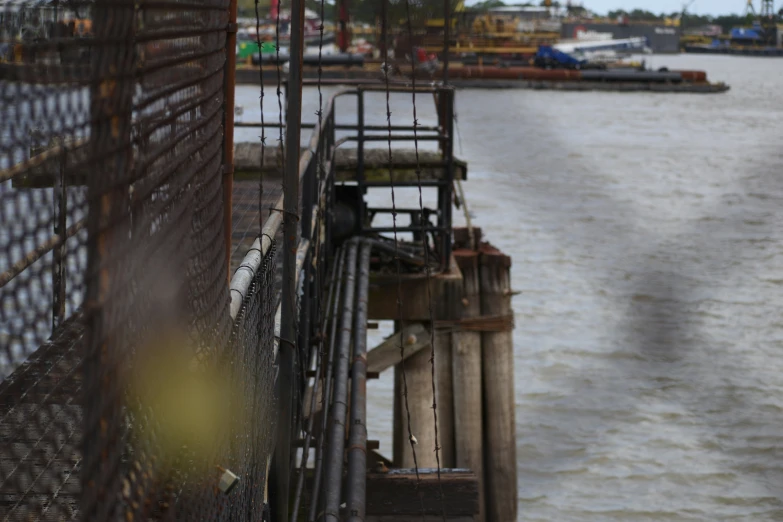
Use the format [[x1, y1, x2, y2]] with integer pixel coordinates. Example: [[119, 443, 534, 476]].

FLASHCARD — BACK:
[[1, 0, 97, 518], [0, 0, 282, 518], [225, 244, 277, 522]]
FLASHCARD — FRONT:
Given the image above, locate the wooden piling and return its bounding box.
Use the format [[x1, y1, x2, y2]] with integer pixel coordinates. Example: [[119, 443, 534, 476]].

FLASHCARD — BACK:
[[394, 343, 438, 468], [386, 323, 436, 468], [384, 263, 462, 472], [434, 326, 455, 467], [452, 249, 485, 522], [480, 245, 517, 522], [393, 325, 457, 470]]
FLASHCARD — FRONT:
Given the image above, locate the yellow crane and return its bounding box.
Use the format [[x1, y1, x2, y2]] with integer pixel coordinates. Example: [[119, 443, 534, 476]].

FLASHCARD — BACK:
[[424, 0, 465, 30]]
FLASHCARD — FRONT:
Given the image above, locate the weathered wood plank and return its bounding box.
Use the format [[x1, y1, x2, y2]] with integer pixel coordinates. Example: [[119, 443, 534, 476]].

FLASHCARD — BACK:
[[480, 244, 518, 522], [233, 145, 468, 182], [394, 345, 435, 469], [368, 255, 463, 321], [367, 323, 430, 374], [366, 469, 479, 517], [434, 327, 455, 468], [452, 248, 486, 522], [365, 515, 476, 522]]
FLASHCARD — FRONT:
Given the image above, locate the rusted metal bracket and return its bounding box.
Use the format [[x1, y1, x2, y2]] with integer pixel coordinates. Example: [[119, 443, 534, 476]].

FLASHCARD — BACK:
[[226, 22, 238, 33]]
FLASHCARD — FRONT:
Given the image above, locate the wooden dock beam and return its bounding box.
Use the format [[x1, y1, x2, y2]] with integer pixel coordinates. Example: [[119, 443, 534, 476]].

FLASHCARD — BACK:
[[365, 469, 479, 521], [360, 231, 517, 521], [480, 245, 517, 522], [453, 227, 518, 522], [297, 468, 479, 521], [452, 248, 485, 522], [365, 258, 461, 471]]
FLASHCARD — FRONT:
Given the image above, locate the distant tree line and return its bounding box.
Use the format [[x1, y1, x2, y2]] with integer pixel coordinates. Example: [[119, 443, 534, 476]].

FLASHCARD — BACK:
[[606, 9, 778, 33], [236, 0, 778, 35], [469, 2, 780, 34], [238, 0, 463, 30]]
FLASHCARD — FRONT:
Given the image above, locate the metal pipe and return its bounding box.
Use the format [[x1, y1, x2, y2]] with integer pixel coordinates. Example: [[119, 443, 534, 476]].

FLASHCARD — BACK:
[[229, 90, 347, 321], [234, 122, 317, 128], [301, 78, 445, 89], [290, 247, 342, 522], [323, 241, 359, 522], [0, 219, 86, 289], [0, 138, 86, 183], [343, 124, 440, 132], [252, 53, 365, 66], [229, 201, 281, 320], [235, 123, 441, 132], [346, 134, 445, 142], [308, 247, 347, 522], [345, 241, 371, 521], [442, 87, 455, 268]]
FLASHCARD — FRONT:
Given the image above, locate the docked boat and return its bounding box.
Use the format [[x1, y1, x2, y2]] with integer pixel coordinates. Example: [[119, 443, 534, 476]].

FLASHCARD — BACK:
[[684, 21, 783, 56]]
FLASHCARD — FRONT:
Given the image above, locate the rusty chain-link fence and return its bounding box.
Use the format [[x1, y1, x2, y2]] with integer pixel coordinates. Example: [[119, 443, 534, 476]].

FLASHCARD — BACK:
[[0, 0, 281, 518]]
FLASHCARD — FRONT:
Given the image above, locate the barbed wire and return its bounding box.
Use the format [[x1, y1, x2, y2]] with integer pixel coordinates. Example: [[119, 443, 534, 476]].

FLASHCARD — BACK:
[[274, 0, 285, 189], [403, 1, 447, 520], [290, 0, 329, 517], [254, 0, 266, 231], [381, 3, 426, 516]]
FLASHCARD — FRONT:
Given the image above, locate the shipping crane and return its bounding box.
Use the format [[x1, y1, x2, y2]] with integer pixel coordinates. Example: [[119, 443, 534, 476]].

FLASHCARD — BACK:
[[745, 1, 776, 21], [680, 0, 696, 28], [760, 0, 776, 20], [745, 0, 778, 45]]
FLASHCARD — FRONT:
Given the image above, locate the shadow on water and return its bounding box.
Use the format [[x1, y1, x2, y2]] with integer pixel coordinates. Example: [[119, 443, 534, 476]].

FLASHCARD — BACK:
[[452, 70, 783, 519]]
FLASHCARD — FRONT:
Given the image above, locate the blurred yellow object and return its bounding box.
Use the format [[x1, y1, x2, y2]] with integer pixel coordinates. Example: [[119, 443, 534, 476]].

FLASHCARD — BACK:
[[126, 328, 245, 473]]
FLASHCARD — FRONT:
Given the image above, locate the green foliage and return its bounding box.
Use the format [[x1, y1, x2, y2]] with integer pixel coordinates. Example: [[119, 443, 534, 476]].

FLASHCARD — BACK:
[[470, 0, 508, 11], [237, 0, 270, 19], [606, 7, 772, 34], [234, 0, 769, 37]]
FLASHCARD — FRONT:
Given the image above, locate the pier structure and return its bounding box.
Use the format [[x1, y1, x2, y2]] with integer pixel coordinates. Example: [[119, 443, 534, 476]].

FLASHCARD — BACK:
[[0, 0, 518, 520]]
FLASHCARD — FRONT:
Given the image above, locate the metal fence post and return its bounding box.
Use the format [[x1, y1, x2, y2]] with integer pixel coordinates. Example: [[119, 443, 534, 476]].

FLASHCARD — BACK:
[[357, 89, 365, 232], [52, 145, 66, 330], [443, 87, 455, 267], [275, 0, 305, 518], [223, 0, 239, 282], [82, 0, 136, 516]]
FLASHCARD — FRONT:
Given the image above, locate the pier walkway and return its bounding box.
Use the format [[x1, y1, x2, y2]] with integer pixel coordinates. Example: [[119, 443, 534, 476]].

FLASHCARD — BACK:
[[0, 0, 518, 518]]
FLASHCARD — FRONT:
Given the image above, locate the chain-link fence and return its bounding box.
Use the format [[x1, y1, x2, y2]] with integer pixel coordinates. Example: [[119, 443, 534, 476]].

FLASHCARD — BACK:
[[0, 0, 282, 518]]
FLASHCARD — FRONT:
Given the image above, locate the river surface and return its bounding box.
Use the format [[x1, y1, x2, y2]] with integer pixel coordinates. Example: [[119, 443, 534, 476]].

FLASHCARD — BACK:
[[3, 53, 781, 519], [230, 55, 781, 520]]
